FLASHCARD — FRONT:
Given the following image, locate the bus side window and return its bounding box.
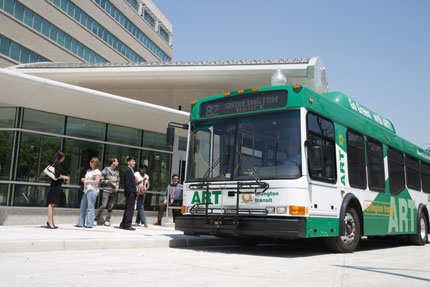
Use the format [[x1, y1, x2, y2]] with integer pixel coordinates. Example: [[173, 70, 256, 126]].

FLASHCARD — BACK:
[[387, 147, 405, 195], [366, 138, 385, 192], [405, 155, 421, 191], [307, 112, 336, 183], [347, 130, 366, 189], [421, 161, 430, 193]]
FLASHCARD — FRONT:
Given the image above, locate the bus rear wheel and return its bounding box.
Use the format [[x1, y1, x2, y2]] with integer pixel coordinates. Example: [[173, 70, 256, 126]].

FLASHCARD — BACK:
[[410, 212, 428, 245], [325, 208, 361, 253]]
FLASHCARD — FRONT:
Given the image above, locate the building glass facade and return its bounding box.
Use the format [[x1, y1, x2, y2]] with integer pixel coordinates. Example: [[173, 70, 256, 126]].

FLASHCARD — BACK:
[[0, 0, 107, 63], [0, 107, 172, 210]]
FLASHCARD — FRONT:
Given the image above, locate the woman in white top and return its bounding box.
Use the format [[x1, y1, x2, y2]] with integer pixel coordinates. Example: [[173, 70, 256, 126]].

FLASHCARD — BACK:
[[77, 157, 101, 228], [135, 165, 150, 227]]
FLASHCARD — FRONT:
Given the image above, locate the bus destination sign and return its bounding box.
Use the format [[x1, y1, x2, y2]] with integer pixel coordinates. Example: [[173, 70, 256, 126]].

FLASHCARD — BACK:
[[199, 90, 288, 118]]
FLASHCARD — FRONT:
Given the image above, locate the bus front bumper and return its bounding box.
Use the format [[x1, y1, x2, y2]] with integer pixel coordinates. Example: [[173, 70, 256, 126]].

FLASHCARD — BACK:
[[175, 215, 306, 239]]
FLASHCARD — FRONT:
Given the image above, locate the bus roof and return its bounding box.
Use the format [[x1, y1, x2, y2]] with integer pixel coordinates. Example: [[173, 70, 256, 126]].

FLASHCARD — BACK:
[[190, 85, 430, 162]]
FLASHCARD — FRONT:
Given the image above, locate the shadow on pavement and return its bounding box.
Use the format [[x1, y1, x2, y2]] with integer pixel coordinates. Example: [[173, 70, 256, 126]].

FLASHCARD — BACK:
[[334, 265, 430, 282], [180, 237, 427, 258]]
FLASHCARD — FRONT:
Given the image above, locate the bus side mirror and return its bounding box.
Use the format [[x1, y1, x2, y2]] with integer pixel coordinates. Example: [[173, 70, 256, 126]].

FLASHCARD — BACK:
[[166, 126, 175, 146], [308, 145, 323, 171]]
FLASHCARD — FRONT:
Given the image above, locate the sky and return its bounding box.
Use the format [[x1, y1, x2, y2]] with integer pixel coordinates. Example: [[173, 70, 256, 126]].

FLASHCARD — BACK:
[[153, 0, 430, 149]]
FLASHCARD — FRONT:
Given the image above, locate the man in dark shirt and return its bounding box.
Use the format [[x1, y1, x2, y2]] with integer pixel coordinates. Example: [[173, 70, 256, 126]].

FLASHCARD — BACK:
[[120, 157, 136, 231], [154, 174, 183, 225]]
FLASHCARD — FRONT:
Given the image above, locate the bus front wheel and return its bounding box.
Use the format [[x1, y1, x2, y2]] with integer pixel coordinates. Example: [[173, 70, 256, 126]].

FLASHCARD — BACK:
[[325, 208, 361, 253], [410, 212, 428, 245]]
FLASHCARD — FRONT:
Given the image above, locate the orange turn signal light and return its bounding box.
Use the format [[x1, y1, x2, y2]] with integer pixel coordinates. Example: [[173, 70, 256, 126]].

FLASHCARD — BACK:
[[293, 84, 301, 89], [309, 98, 314, 103], [289, 206, 308, 215], [181, 206, 186, 214], [190, 101, 196, 105], [238, 90, 244, 94], [224, 92, 230, 96], [386, 136, 390, 140], [340, 190, 345, 195], [252, 88, 259, 92]]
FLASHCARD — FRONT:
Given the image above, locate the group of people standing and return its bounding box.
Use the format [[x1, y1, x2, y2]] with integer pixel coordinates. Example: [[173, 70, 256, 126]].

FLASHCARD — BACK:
[[46, 151, 182, 231]]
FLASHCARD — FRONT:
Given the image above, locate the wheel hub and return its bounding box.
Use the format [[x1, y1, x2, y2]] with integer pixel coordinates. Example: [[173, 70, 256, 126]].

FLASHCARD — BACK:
[[341, 212, 356, 245]]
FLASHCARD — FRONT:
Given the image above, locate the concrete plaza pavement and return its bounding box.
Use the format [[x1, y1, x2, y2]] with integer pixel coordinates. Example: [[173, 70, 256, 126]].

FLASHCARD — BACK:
[[0, 224, 234, 253], [0, 238, 429, 287]]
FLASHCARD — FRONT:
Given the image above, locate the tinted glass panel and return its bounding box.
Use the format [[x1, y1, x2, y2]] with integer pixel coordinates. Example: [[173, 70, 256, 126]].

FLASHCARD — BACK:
[[0, 107, 16, 128], [143, 131, 171, 151], [107, 124, 141, 146], [0, 184, 7, 206], [307, 113, 335, 140], [307, 113, 336, 182], [0, 131, 13, 180], [422, 162, 430, 193], [347, 131, 366, 189], [62, 139, 104, 185], [16, 133, 62, 182], [141, 150, 171, 192], [388, 147, 405, 195], [22, 109, 65, 134], [405, 156, 421, 190], [367, 139, 385, 192], [66, 117, 105, 140]]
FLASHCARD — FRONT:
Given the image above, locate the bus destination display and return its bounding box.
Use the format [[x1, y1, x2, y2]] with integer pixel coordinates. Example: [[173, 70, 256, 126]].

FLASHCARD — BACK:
[[199, 90, 288, 117]]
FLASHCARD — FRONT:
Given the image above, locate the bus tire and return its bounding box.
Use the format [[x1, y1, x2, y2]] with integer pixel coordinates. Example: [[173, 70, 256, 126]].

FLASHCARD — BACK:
[[409, 211, 428, 246], [324, 207, 361, 253]]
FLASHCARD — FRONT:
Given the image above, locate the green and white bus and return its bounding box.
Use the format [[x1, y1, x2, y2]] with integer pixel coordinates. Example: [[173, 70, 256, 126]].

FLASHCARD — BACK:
[[173, 83, 430, 252]]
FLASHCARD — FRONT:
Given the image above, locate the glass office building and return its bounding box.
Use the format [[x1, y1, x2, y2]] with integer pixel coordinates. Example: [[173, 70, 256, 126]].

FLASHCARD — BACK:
[[0, 106, 173, 211]]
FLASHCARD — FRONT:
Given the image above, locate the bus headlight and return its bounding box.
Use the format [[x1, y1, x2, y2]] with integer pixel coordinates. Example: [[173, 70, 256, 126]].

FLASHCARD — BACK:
[[266, 207, 275, 214], [276, 207, 287, 214]]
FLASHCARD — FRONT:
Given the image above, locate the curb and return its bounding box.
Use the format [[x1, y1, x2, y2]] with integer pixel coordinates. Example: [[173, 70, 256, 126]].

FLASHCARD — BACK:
[[0, 237, 236, 254]]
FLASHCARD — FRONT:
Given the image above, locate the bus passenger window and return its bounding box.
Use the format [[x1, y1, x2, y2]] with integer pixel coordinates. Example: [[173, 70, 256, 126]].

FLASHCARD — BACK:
[[405, 155, 421, 191], [347, 130, 366, 189], [307, 112, 336, 183], [366, 139, 385, 192], [388, 147, 405, 195], [421, 162, 430, 193]]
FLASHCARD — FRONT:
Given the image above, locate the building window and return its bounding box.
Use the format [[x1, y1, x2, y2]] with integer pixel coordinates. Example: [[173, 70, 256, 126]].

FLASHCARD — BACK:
[[421, 161, 430, 193], [22, 109, 65, 134], [405, 155, 421, 191], [159, 27, 169, 43], [0, 107, 16, 128], [143, 10, 155, 28], [178, 136, 187, 151], [16, 133, 62, 183], [92, 0, 171, 61], [63, 139, 104, 185], [107, 124, 142, 146], [65, 117, 106, 141], [347, 130, 366, 189], [307, 112, 336, 183], [0, 184, 7, 206], [366, 138, 385, 192], [50, 0, 145, 62], [0, 131, 13, 181], [0, 1, 107, 63], [387, 147, 405, 195], [143, 131, 172, 151]]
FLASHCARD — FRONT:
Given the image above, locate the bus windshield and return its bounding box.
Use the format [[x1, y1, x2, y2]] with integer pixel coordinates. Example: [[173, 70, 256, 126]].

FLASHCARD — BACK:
[[187, 110, 302, 182]]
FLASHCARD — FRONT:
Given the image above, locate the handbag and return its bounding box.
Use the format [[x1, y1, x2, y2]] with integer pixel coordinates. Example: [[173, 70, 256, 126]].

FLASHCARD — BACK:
[[137, 187, 146, 195], [43, 165, 58, 181]]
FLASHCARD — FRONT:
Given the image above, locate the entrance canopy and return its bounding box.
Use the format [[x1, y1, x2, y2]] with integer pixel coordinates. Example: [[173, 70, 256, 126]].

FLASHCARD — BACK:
[[0, 68, 188, 134], [9, 57, 328, 112]]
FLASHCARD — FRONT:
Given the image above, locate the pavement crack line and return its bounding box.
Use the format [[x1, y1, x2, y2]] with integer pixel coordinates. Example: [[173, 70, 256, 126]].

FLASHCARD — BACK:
[[333, 254, 348, 287]]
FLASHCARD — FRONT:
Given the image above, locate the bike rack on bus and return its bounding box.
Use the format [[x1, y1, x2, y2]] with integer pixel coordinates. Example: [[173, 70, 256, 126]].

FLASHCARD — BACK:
[[189, 181, 269, 234]]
